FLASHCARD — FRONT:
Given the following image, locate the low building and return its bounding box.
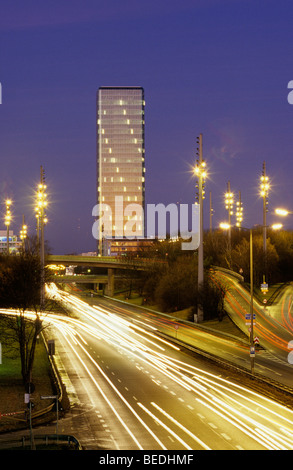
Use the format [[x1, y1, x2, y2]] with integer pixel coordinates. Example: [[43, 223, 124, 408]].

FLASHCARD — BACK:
[[0, 230, 22, 254], [102, 237, 155, 257]]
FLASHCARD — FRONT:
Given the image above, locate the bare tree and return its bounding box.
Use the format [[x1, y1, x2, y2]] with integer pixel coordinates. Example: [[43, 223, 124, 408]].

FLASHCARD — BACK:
[[0, 248, 51, 385]]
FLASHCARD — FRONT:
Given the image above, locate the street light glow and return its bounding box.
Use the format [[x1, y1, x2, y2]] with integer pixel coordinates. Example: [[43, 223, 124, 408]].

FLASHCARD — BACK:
[[260, 174, 270, 197], [275, 208, 289, 217], [219, 222, 231, 230], [271, 223, 283, 230]]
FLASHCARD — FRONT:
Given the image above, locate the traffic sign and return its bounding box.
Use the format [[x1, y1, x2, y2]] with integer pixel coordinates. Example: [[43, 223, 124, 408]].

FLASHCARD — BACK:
[[245, 313, 256, 320], [254, 336, 260, 344], [261, 283, 268, 293], [24, 393, 30, 404], [245, 313, 256, 325], [250, 346, 255, 357]]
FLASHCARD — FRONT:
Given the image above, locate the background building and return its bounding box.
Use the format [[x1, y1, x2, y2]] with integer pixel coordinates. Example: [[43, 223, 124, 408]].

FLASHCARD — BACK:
[[96, 87, 145, 254], [0, 230, 22, 254]]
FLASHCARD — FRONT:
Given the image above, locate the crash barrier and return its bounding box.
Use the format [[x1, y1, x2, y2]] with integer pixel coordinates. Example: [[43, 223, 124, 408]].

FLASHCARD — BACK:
[[0, 434, 82, 450]]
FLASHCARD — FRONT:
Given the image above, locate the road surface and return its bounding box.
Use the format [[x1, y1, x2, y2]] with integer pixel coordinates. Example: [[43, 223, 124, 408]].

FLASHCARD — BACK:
[[37, 283, 293, 450]]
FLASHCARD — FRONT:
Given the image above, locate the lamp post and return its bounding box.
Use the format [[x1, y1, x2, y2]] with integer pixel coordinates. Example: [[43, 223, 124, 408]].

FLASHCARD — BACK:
[[224, 181, 234, 243], [260, 162, 269, 273], [219, 222, 282, 374], [194, 133, 207, 322], [275, 208, 292, 217], [36, 166, 47, 310], [236, 191, 243, 229], [20, 215, 27, 250], [4, 199, 12, 255]]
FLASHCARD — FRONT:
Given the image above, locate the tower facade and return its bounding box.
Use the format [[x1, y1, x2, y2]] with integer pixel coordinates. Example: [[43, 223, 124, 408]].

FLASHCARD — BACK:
[[96, 87, 145, 254]]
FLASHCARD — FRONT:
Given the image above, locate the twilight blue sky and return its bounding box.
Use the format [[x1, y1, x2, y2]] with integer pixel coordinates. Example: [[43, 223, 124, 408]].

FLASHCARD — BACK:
[[0, 0, 293, 254]]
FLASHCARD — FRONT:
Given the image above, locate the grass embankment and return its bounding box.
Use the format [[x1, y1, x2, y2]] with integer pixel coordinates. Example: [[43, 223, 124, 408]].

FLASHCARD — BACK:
[[112, 292, 248, 340], [0, 338, 55, 433]]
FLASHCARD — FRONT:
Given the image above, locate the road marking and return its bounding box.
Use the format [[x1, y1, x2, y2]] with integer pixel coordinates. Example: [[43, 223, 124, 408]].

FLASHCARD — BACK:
[[208, 422, 217, 429]]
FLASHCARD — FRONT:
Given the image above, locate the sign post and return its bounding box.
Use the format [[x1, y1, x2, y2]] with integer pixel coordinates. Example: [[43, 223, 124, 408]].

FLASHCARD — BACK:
[[41, 395, 59, 440]]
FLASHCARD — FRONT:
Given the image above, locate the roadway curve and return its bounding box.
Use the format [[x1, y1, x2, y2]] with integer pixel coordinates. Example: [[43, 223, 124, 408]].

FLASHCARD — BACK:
[[212, 269, 293, 365]]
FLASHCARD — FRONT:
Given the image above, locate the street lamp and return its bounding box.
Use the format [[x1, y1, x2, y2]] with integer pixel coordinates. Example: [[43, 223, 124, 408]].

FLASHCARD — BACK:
[[194, 133, 207, 322], [260, 162, 269, 254], [236, 191, 243, 229], [224, 181, 234, 242], [275, 208, 292, 217], [36, 166, 48, 310], [4, 199, 12, 255], [20, 215, 27, 249]]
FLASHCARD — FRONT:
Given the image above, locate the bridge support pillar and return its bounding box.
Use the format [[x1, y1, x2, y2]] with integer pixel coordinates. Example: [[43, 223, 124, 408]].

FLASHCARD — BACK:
[[106, 268, 114, 297]]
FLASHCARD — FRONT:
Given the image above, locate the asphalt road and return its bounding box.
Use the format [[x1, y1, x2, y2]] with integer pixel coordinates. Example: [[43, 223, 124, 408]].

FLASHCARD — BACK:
[[38, 284, 293, 450]]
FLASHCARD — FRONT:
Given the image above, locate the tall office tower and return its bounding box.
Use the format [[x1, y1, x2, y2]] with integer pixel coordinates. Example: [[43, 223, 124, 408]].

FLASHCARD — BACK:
[[96, 87, 145, 254]]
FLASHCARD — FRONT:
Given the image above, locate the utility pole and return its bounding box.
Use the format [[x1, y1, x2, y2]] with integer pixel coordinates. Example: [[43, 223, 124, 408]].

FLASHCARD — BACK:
[[249, 229, 255, 374], [260, 161, 269, 282], [209, 191, 213, 233], [37, 166, 47, 310], [225, 181, 233, 245], [4, 199, 12, 255], [195, 133, 206, 322], [236, 191, 243, 229]]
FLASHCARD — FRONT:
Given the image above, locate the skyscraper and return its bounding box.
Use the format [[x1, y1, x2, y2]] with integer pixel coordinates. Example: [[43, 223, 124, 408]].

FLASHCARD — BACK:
[[96, 87, 145, 254]]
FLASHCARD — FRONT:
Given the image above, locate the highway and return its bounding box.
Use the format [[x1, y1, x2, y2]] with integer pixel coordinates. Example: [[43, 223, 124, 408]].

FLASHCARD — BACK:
[[37, 283, 293, 450]]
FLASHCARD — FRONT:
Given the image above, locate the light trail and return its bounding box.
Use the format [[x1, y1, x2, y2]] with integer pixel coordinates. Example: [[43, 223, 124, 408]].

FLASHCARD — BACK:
[[2, 283, 293, 450], [150, 402, 211, 450], [54, 320, 167, 450], [137, 403, 193, 450]]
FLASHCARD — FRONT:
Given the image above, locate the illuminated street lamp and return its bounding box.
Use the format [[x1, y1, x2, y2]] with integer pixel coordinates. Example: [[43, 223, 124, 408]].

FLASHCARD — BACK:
[[36, 166, 48, 310], [4, 199, 12, 255], [236, 191, 243, 229], [260, 162, 269, 253], [224, 181, 234, 242], [275, 208, 292, 217], [20, 215, 27, 249], [271, 223, 283, 230]]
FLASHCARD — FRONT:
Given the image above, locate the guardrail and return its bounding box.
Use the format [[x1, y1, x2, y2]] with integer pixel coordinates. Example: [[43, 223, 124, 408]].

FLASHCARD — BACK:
[[211, 265, 244, 283], [0, 434, 82, 450]]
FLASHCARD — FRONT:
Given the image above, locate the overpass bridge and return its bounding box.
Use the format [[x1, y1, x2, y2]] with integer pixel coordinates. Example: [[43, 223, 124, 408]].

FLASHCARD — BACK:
[[47, 254, 153, 269], [46, 254, 159, 296]]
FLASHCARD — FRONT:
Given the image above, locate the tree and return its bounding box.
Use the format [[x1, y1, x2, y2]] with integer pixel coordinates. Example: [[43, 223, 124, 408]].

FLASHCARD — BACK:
[[154, 255, 198, 312], [230, 235, 279, 286], [268, 229, 293, 282], [0, 249, 50, 385], [197, 273, 226, 321]]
